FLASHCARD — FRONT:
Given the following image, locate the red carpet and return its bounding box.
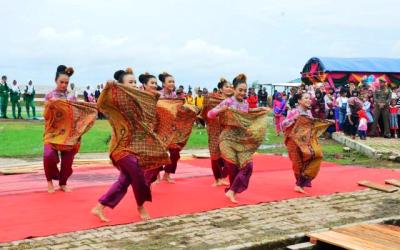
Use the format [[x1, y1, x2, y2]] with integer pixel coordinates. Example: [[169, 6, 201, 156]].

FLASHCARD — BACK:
[[0, 154, 399, 242]]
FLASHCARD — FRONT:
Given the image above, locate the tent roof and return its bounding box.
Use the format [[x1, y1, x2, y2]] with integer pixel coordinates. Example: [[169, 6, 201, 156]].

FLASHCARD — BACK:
[[303, 57, 400, 73]]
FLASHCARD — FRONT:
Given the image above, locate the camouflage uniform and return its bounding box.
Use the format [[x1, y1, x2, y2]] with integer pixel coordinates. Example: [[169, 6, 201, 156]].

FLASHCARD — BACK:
[[371, 86, 391, 137]]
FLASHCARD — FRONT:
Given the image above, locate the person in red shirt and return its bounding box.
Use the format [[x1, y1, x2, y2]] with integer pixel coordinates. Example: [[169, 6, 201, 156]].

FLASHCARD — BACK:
[[247, 87, 258, 108]]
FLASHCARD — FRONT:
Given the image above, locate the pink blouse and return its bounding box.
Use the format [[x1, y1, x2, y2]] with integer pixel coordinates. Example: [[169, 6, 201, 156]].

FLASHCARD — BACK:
[[45, 89, 77, 102], [281, 107, 313, 129], [159, 88, 177, 98], [208, 96, 249, 119]]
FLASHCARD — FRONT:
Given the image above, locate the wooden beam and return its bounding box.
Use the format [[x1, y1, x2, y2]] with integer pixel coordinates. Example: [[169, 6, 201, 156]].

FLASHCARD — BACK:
[[358, 180, 398, 193]]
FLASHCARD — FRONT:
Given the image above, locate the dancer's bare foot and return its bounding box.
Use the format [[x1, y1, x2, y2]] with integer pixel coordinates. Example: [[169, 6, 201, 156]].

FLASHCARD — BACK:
[[47, 181, 55, 193], [60, 185, 72, 192], [225, 190, 238, 203], [138, 206, 151, 220], [91, 203, 109, 222], [294, 186, 309, 194], [163, 173, 175, 183], [153, 174, 161, 184], [212, 180, 220, 187], [220, 179, 230, 186]]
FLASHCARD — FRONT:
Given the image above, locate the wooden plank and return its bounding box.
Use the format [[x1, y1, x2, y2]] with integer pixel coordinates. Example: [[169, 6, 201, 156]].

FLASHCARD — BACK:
[[308, 231, 387, 250], [334, 224, 400, 248], [358, 180, 398, 193], [364, 224, 400, 237], [192, 154, 210, 159], [385, 179, 400, 187], [286, 242, 315, 250]]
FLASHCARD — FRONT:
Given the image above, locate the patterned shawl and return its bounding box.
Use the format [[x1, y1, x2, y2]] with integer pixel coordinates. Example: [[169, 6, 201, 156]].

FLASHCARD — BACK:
[[201, 93, 225, 159], [43, 100, 98, 151], [97, 83, 170, 170], [156, 98, 198, 150], [219, 109, 268, 169], [284, 115, 331, 179]]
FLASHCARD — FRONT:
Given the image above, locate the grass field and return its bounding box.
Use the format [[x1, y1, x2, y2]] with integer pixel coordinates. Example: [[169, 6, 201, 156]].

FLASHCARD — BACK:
[[0, 119, 396, 168], [0, 120, 210, 157]]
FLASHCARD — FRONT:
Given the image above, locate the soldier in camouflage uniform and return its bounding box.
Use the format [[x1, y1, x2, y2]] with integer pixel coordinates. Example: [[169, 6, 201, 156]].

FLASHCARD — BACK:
[[371, 77, 392, 137], [0, 75, 9, 118]]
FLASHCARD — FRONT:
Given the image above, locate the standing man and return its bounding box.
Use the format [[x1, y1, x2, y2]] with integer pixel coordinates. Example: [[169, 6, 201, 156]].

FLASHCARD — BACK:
[[0, 75, 9, 118], [371, 77, 391, 138], [24, 80, 37, 120], [258, 87, 268, 107], [10, 80, 22, 119]]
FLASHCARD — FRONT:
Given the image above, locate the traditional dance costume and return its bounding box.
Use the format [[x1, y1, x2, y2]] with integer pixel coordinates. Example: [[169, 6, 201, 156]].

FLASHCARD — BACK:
[[97, 83, 170, 208], [201, 93, 228, 181], [208, 97, 268, 194], [282, 108, 331, 188], [43, 90, 97, 187]]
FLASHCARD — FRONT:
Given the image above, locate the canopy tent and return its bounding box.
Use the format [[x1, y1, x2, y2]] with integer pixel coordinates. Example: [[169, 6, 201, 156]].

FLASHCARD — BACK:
[[301, 57, 400, 88]]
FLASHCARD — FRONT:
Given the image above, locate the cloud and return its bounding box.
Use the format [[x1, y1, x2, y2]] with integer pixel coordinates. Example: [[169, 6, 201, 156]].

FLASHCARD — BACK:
[[37, 27, 84, 41]]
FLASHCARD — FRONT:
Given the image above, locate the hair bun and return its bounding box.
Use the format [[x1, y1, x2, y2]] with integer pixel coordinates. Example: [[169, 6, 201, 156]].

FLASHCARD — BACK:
[[57, 65, 67, 73], [65, 67, 74, 77], [125, 67, 134, 75], [114, 70, 125, 81], [158, 72, 171, 82], [139, 72, 155, 84], [235, 73, 247, 83]]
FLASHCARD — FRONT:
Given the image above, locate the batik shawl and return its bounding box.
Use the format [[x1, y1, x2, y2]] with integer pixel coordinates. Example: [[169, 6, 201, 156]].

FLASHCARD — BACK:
[[219, 109, 268, 169], [97, 83, 170, 170], [156, 98, 198, 150], [201, 93, 225, 159], [284, 115, 331, 180], [43, 100, 97, 151]]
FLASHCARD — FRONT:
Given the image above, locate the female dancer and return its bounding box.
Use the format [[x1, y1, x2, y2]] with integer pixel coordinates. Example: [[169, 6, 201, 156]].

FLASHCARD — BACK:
[[282, 92, 331, 194], [43, 65, 97, 193], [208, 73, 269, 203], [273, 92, 286, 136], [91, 71, 170, 222], [157, 72, 179, 183], [114, 67, 137, 87], [201, 77, 233, 186]]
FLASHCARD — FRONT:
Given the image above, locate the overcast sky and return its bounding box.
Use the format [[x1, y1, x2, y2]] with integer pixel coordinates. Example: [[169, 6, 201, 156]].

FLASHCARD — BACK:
[[1, 0, 399, 90]]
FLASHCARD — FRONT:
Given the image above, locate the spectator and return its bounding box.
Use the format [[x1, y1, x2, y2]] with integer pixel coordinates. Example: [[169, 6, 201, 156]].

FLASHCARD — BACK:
[[9, 80, 22, 119], [311, 89, 325, 119], [389, 99, 399, 138], [213, 88, 218, 94], [83, 85, 94, 103], [397, 90, 400, 138], [357, 109, 368, 140], [195, 90, 204, 109], [0, 75, 9, 118], [287, 87, 297, 110], [345, 94, 363, 139], [247, 88, 258, 108], [95, 85, 101, 102], [336, 88, 349, 130], [273, 92, 286, 136], [362, 96, 374, 126], [185, 91, 194, 105], [371, 78, 391, 138], [70, 83, 78, 99], [176, 85, 186, 98], [202, 88, 208, 95], [24, 80, 37, 120], [258, 87, 268, 107]]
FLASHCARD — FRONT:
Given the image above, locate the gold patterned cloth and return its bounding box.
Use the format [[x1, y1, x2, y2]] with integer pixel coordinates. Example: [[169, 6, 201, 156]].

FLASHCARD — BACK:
[[156, 98, 198, 150], [201, 93, 225, 159], [97, 83, 170, 169], [284, 115, 331, 182], [219, 109, 268, 169], [44, 100, 97, 151]]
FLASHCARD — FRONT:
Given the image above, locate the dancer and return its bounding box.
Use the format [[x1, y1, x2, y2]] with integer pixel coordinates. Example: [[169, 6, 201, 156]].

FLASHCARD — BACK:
[[43, 65, 98, 193], [282, 92, 331, 194], [114, 67, 137, 87], [201, 77, 233, 186], [92, 75, 170, 222], [208, 73, 269, 203], [156, 72, 198, 183]]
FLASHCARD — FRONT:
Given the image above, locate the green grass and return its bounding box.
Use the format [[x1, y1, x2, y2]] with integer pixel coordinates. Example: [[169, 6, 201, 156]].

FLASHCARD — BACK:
[[0, 119, 397, 169], [0, 121, 210, 157]]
